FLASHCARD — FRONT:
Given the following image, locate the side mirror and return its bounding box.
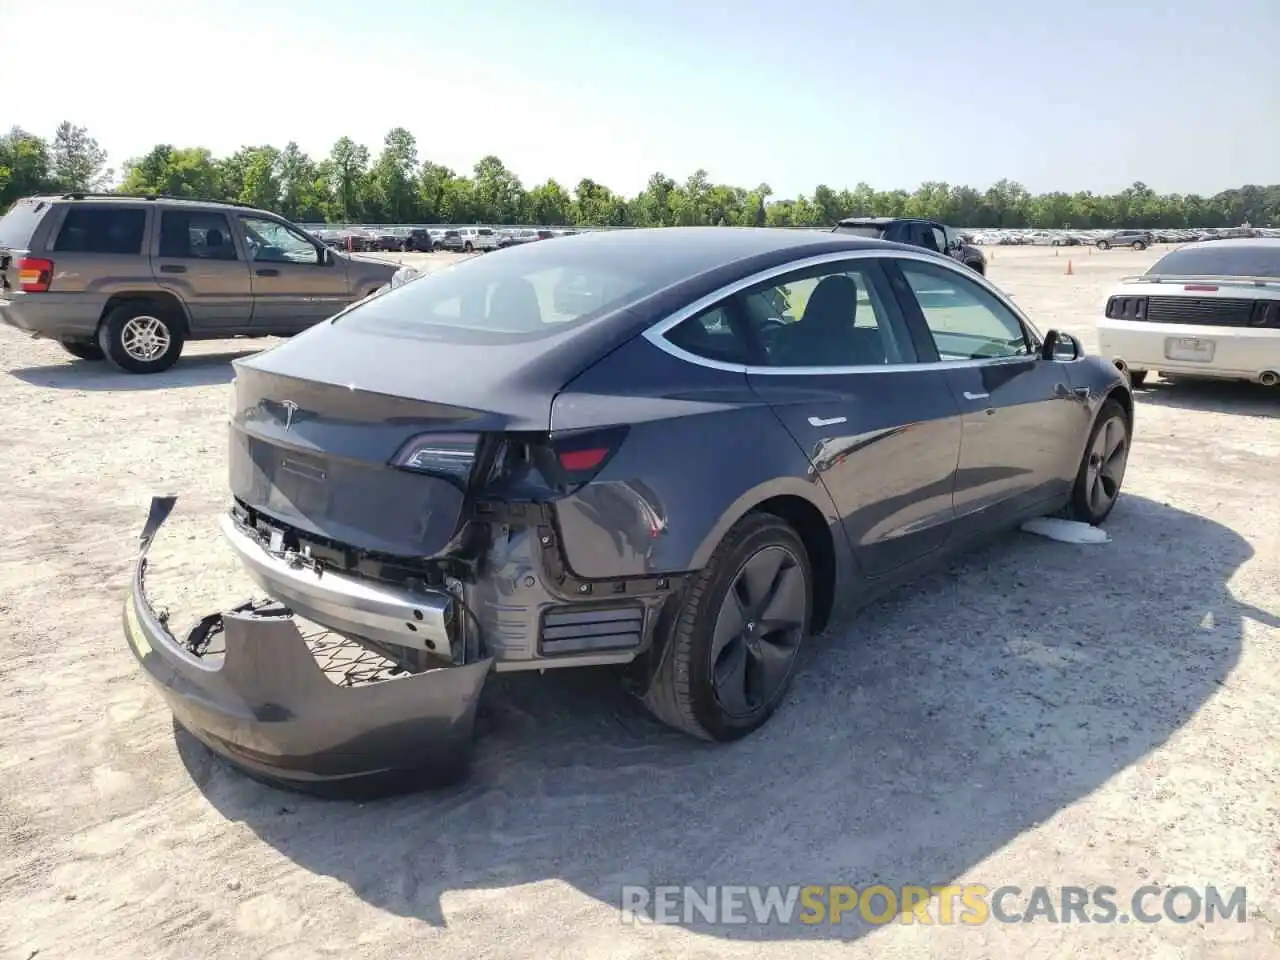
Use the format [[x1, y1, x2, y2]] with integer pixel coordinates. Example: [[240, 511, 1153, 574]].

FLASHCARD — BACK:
[[1042, 329, 1081, 362]]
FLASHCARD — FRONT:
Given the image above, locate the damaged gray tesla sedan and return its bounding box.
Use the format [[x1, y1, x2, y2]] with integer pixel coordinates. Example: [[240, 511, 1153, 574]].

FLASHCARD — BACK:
[[124, 227, 1134, 794]]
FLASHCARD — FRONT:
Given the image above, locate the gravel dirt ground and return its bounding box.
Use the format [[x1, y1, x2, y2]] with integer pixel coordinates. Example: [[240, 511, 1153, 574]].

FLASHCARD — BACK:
[[1, 244, 1277, 960]]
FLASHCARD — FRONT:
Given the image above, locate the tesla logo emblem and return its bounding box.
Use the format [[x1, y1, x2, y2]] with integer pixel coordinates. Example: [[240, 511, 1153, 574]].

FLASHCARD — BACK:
[[280, 400, 298, 431]]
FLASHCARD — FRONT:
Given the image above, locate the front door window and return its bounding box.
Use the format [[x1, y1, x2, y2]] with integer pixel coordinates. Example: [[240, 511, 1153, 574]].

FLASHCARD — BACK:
[[239, 216, 321, 265]]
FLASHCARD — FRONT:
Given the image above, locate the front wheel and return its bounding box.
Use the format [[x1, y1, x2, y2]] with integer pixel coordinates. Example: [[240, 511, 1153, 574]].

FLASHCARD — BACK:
[[1065, 399, 1130, 525], [643, 513, 811, 741], [1132, 240, 1147, 251], [463, 242, 474, 252], [1096, 239, 1111, 250], [98, 303, 185, 374]]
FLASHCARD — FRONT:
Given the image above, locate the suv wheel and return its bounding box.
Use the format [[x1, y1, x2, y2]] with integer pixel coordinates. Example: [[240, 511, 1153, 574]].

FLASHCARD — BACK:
[[1132, 240, 1147, 251], [1096, 239, 1111, 250], [59, 338, 105, 361], [98, 302, 185, 374], [643, 512, 812, 741], [463, 241, 474, 252]]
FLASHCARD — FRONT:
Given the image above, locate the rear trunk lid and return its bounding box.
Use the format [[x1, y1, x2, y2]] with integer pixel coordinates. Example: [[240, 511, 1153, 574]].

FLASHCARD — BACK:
[[229, 322, 560, 559]]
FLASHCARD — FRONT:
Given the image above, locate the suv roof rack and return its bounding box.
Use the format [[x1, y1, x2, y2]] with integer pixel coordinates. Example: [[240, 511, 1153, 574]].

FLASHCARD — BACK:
[[59, 192, 245, 207]]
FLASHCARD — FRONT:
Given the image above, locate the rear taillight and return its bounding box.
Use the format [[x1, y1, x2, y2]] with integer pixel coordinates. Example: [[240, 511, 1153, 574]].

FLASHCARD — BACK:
[[390, 432, 481, 485], [1105, 296, 1147, 320], [18, 257, 54, 293], [1183, 284, 1219, 292], [549, 426, 629, 485]]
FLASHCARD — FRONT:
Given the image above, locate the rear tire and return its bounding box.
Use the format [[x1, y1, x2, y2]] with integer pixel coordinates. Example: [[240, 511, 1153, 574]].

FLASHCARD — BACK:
[[1096, 239, 1111, 250], [1132, 240, 1147, 251], [97, 302, 185, 374], [644, 512, 812, 742], [1128, 369, 1148, 387], [1064, 399, 1130, 525], [464, 242, 474, 252], [59, 338, 105, 361]]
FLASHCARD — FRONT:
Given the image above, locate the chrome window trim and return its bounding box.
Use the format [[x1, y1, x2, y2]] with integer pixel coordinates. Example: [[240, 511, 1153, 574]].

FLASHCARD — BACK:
[[641, 248, 1044, 376]]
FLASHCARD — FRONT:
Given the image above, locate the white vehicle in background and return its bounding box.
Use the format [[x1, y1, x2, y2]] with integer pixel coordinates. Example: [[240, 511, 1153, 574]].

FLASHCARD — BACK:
[[1099, 239, 1280, 388], [457, 227, 499, 252]]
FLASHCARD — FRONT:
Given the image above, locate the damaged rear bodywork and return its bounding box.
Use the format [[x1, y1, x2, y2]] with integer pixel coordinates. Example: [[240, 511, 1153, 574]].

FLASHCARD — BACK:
[[124, 496, 493, 794]]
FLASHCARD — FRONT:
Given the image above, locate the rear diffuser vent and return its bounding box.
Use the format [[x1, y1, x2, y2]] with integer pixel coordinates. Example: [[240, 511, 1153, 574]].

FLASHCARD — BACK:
[[539, 603, 644, 656]]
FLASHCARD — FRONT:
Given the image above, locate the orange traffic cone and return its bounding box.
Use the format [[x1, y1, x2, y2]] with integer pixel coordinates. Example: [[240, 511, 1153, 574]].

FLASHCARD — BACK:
[[1066, 259, 1074, 276]]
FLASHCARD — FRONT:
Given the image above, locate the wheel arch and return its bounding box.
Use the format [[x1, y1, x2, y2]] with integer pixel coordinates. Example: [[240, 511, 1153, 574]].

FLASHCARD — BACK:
[[689, 477, 851, 635], [98, 291, 191, 335]]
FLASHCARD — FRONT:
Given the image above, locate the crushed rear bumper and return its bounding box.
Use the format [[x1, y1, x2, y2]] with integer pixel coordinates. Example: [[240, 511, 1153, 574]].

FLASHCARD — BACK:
[[123, 496, 492, 795]]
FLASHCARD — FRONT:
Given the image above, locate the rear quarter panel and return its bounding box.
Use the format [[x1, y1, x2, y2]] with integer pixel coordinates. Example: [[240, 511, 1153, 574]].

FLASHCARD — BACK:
[[550, 336, 852, 579]]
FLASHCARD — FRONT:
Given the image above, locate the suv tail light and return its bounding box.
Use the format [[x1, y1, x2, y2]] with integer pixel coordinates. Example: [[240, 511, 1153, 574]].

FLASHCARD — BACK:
[[18, 257, 54, 293], [1105, 295, 1147, 320]]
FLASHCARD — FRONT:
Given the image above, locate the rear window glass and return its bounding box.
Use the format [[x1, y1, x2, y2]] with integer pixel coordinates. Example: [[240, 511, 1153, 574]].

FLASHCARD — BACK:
[[53, 206, 147, 255], [1146, 245, 1280, 279], [337, 241, 665, 344], [832, 225, 884, 239], [0, 198, 50, 249]]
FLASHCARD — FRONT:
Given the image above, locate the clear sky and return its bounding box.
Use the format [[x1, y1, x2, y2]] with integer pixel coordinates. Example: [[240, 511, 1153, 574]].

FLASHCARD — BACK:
[[10, 0, 1279, 198]]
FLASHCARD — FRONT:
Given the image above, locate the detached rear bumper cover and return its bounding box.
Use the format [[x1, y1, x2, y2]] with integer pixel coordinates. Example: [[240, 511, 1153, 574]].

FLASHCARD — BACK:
[[123, 496, 492, 790]]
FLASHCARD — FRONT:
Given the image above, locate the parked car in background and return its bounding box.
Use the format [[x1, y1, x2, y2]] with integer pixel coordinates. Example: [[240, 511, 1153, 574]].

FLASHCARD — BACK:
[[370, 229, 406, 252], [832, 217, 987, 274], [1096, 230, 1153, 251], [0, 193, 398, 373], [402, 228, 437, 252], [437, 229, 465, 252], [497, 228, 533, 248], [1099, 238, 1280, 388], [458, 227, 499, 252], [122, 226, 1132, 793]]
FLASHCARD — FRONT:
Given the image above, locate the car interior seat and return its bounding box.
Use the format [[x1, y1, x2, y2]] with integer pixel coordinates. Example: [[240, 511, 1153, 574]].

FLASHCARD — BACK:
[[773, 275, 885, 366], [488, 277, 544, 330]]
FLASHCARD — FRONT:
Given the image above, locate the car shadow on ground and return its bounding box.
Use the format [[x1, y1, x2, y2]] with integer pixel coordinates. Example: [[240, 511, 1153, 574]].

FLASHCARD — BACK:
[[177, 494, 1265, 942], [8, 351, 255, 391], [1137, 378, 1280, 418]]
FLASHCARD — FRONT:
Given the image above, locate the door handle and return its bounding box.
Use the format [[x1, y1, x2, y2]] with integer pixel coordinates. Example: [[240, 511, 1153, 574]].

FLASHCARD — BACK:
[[963, 391, 990, 400], [158, 264, 187, 274], [255, 268, 280, 277]]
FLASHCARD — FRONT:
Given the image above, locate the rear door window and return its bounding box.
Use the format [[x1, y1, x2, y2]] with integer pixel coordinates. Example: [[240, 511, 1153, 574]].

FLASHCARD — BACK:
[[0, 198, 51, 250], [159, 210, 239, 260], [882, 222, 911, 244], [52, 206, 147, 254], [738, 261, 919, 367], [664, 305, 751, 364]]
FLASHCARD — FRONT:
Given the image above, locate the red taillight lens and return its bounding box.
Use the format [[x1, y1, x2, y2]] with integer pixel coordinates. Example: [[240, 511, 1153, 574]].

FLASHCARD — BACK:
[[550, 426, 628, 485], [18, 257, 54, 293], [1183, 284, 1218, 292], [559, 447, 609, 472]]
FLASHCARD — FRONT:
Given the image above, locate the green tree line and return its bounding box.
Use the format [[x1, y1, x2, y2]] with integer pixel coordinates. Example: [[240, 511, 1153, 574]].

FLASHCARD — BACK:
[[3, 123, 1277, 229]]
